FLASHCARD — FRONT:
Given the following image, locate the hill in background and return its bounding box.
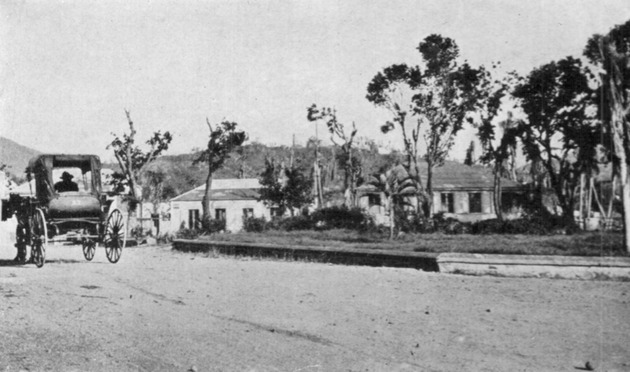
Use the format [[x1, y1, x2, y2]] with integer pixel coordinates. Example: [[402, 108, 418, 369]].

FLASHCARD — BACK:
[[141, 141, 403, 202], [0, 136, 40, 182]]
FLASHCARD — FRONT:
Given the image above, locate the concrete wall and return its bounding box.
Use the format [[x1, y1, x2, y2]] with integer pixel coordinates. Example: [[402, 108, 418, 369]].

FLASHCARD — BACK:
[[170, 199, 271, 233]]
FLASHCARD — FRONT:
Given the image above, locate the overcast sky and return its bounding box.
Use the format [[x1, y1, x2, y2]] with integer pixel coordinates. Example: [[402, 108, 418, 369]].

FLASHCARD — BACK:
[[1, 0, 629, 163]]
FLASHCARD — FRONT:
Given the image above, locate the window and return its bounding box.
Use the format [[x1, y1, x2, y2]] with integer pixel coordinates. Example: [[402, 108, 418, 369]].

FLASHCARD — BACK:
[[441, 193, 454, 213], [368, 194, 381, 206], [469, 193, 482, 213], [52, 168, 90, 193], [188, 209, 200, 229], [215, 208, 226, 221], [243, 208, 254, 218], [270, 207, 282, 218]]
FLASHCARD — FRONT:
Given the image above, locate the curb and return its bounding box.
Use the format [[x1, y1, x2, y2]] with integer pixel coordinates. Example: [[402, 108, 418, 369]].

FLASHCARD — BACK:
[[172, 239, 439, 271], [172, 239, 630, 281], [437, 253, 630, 281]]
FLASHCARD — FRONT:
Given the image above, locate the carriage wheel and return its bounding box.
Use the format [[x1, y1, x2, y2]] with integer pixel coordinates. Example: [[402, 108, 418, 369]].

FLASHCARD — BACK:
[[31, 209, 47, 268], [104, 209, 125, 263], [82, 238, 96, 261]]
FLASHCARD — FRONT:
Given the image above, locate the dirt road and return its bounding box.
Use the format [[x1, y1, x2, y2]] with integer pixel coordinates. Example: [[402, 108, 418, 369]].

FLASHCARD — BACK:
[[0, 243, 628, 371]]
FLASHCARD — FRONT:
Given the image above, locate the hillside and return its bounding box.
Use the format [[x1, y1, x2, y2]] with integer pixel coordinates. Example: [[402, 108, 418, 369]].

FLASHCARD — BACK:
[[0, 136, 40, 181], [143, 142, 403, 201]]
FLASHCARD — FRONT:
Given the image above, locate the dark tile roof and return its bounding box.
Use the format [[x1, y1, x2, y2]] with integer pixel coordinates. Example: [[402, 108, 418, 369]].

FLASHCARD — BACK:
[[425, 161, 521, 190], [358, 161, 522, 192]]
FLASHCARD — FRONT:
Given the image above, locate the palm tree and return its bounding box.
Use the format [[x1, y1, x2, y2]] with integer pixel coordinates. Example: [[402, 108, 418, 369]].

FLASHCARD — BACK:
[[367, 166, 417, 239]]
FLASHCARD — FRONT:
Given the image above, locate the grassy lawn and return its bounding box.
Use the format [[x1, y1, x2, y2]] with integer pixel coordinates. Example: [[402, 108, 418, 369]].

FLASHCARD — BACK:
[[198, 229, 628, 257]]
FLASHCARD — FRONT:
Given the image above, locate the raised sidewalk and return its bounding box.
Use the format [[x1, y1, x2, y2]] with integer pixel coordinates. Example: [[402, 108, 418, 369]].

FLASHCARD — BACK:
[[172, 239, 630, 281]]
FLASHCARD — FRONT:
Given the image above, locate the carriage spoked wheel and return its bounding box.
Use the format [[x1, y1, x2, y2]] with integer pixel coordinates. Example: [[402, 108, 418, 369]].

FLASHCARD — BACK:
[[104, 209, 126, 264], [31, 208, 48, 268], [82, 237, 96, 261]]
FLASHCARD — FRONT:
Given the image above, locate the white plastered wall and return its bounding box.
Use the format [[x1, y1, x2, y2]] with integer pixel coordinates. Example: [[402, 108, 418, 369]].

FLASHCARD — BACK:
[[169, 199, 271, 233]]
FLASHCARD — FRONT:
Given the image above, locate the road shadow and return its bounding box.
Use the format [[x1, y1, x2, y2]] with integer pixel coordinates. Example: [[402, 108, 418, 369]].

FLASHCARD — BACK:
[[0, 258, 91, 266], [0, 259, 27, 267], [46, 259, 88, 264]]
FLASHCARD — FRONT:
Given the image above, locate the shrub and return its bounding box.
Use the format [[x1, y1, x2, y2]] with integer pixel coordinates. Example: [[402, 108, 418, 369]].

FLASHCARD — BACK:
[[156, 232, 174, 244], [442, 219, 471, 235], [277, 215, 314, 231], [469, 216, 560, 235], [393, 208, 421, 233], [311, 206, 370, 230], [471, 219, 506, 234], [243, 216, 267, 232], [205, 218, 226, 233], [506, 217, 554, 235], [176, 227, 203, 240], [130, 226, 152, 241]]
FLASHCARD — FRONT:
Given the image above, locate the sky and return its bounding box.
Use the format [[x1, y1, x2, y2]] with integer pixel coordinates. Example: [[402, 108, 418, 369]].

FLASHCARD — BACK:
[[1, 0, 629, 164]]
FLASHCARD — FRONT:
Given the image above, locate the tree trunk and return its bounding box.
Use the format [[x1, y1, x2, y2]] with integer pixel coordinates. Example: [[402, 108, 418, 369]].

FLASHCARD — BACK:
[[493, 165, 503, 221], [388, 195, 395, 240], [346, 148, 354, 207], [410, 158, 426, 218], [620, 160, 630, 252], [604, 49, 629, 250], [426, 164, 434, 218], [201, 169, 213, 228]]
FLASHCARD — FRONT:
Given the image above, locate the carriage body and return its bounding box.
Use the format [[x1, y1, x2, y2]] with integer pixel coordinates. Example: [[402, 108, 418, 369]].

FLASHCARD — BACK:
[[3, 154, 127, 267]]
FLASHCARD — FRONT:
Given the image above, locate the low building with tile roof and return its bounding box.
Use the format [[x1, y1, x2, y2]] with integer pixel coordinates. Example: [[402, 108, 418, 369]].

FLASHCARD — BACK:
[[357, 161, 524, 223]]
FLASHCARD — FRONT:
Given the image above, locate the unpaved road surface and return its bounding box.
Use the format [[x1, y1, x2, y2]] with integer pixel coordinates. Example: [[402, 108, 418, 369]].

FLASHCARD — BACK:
[[0, 243, 629, 372]]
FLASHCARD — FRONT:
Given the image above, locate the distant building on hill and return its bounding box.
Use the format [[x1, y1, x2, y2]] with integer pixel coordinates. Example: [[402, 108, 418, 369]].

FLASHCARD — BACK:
[[169, 178, 271, 233], [356, 161, 525, 223]]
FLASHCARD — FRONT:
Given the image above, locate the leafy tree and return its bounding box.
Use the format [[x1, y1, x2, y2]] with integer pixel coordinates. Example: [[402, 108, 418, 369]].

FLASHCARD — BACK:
[[258, 158, 313, 216], [367, 35, 486, 216], [367, 64, 425, 214], [477, 111, 523, 220], [512, 57, 600, 225], [307, 104, 360, 206], [194, 120, 247, 227], [284, 165, 314, 215], [259, 158, 285, 214], [141, 165, 177, 213], [108, 110, 173, 199], [584, 19, 630, 250], [472, 68, 522, 220]]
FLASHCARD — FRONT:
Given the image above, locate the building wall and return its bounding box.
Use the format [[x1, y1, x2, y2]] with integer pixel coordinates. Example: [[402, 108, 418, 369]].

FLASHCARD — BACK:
[[434, 190, 497, 222], [358, 189, 499, 225], [169, 199, 271, 233], [356, 193, 389, 225]]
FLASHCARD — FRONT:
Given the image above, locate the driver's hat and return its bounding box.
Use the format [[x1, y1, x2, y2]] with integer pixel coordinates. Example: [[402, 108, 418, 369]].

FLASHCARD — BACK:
[[61, 171, 74, 180]]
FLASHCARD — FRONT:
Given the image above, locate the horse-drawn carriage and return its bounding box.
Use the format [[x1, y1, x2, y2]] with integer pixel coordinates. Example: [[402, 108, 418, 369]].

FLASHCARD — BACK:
[[1, 154, 128, 268]]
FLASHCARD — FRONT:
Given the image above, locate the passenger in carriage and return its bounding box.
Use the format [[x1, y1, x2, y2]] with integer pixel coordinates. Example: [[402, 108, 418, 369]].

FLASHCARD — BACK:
[[54, 172, 79, 193]]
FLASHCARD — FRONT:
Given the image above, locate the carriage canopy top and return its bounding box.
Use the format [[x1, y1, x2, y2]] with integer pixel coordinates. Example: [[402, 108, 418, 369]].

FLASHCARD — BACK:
[[26, 154, 103, 200]]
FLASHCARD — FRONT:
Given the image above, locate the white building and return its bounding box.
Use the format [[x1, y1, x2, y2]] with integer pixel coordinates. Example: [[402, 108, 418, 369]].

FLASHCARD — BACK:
[[169, 178, 270, 233]]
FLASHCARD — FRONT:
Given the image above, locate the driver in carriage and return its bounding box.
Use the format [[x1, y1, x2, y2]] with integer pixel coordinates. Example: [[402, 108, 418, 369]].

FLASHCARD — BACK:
[[54, 171, 79, 193]]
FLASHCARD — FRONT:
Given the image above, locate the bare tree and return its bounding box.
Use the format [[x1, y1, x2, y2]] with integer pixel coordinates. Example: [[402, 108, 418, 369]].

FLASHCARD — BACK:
[[193, 120, 247, 227], [307, 104, 359, 206], [108, 110, 173, 199]]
